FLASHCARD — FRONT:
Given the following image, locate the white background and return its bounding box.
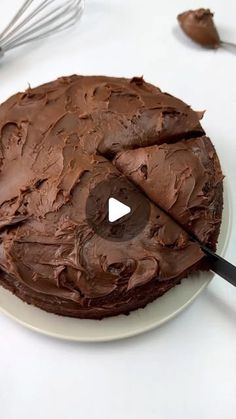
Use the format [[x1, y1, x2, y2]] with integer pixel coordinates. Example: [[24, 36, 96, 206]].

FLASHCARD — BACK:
[[0, 1, 236, 418]]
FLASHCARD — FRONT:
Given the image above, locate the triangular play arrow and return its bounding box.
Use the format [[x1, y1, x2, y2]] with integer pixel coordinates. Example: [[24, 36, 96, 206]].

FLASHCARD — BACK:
[[108, 197, 131, 222]]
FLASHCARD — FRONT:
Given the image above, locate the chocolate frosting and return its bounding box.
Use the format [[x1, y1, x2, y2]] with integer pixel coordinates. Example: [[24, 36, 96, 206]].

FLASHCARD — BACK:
[[114, 137, 223, 249], [0, 75, 222, 319], [177, 8, 220, 48]]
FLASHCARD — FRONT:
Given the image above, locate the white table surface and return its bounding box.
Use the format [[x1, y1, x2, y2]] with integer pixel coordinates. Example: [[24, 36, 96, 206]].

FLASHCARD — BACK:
[[0, 1, 236, 418]]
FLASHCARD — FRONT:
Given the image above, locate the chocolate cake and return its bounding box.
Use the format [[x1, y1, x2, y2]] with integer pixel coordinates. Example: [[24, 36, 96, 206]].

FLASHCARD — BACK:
[[0, 75, 223, 319]]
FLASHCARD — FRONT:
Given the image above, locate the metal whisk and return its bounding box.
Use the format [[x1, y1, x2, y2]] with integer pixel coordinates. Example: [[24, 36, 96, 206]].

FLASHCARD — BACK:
[[0, 0, 84, 58]]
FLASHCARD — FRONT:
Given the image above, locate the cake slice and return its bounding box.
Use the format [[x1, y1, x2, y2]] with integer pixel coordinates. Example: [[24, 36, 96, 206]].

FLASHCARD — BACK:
[[114, 136, 223, 249]]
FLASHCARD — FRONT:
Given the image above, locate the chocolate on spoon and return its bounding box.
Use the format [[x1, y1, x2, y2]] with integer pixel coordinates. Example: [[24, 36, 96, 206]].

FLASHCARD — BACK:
[[177, 8, 236, 50]]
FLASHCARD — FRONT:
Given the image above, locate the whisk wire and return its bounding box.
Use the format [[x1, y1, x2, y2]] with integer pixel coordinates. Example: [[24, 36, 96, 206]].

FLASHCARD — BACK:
[[0, 2, 49, 47], [2, 0, 79, 50], [0, 1, 38, 39], [0, 0, 84, 55], [0, 0, 54, 45], [4, 4, 82, 51]]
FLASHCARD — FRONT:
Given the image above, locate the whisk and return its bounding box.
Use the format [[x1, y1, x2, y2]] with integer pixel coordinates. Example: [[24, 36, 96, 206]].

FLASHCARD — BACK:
[[0, 0, 84, 59]]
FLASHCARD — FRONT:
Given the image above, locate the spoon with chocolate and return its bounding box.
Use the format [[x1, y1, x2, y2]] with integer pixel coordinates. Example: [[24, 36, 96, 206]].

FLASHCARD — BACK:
[[177, 8, 236, 50]]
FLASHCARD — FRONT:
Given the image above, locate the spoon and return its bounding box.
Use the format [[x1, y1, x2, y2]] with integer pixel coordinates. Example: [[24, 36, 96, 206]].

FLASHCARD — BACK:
[[177, 8, 236, 51]]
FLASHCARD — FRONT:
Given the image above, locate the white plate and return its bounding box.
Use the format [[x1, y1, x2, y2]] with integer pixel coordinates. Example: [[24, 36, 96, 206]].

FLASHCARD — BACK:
[[0, 182, 232, 342]]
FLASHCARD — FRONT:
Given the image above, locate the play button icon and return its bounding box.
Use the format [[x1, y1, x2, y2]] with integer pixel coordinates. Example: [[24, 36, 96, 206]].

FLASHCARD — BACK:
[[108, 198, 131, 222], [86, 176, 150, 242]]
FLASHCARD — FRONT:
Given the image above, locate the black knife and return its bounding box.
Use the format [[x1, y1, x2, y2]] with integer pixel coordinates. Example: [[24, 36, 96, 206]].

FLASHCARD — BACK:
[[198, 242, 236, 286]]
